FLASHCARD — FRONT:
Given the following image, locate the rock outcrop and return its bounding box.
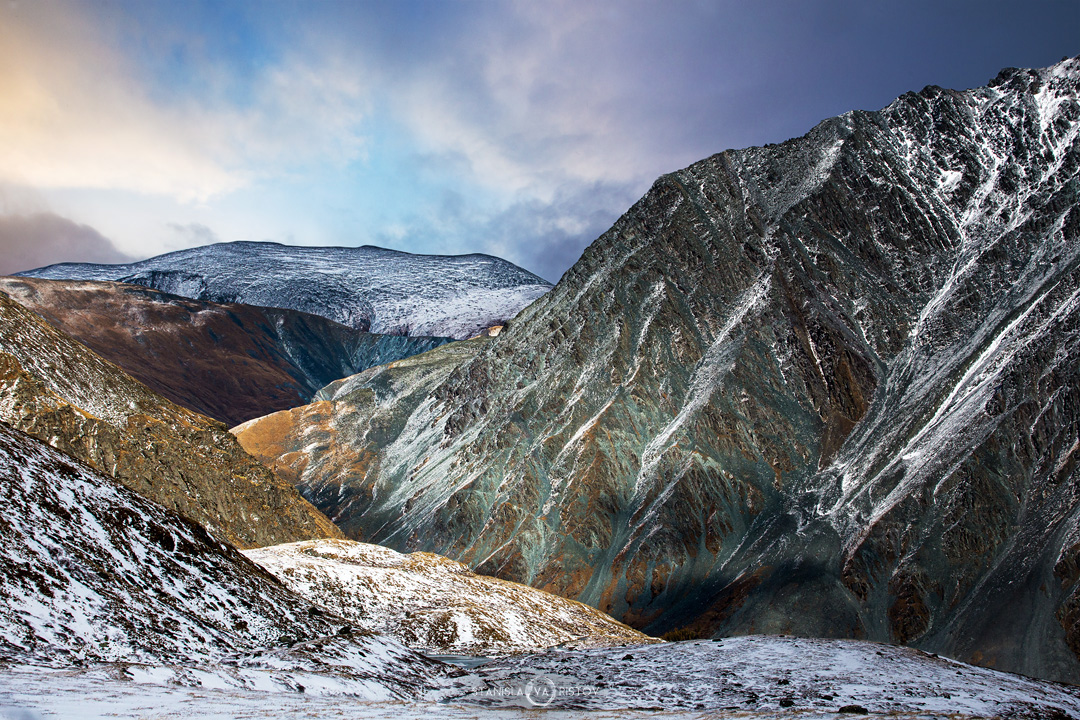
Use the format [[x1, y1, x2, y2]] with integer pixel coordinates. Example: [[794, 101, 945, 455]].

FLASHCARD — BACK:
[[236, 59, 1080, 681], [0, 291, 342, 549], [0, 276, 447, 425]]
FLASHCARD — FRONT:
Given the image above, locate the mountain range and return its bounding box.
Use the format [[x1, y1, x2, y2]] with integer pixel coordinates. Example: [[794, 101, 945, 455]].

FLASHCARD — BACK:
[[0, 276, 447, 425], [0, 58, 1078, 717], [18, 241, 553, 340], [235, 58, 1080, 682]]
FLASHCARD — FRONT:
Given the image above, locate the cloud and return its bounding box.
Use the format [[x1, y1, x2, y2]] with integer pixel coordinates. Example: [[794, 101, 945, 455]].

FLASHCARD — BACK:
[[166, 222, 221, 247], [0, 213, 134, 275], [0, 1, 370, 202]]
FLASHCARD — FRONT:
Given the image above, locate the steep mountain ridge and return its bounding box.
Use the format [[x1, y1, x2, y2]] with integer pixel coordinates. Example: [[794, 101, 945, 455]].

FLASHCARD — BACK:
[[236, 59, 1080, 681], [0, 290, 341, 548], [0, 277, 447, 425], [19, 241, 552, 340]]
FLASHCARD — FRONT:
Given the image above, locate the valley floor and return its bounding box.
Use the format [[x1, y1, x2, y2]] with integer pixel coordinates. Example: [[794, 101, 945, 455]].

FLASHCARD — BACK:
[[2, 637, 1078, 719]]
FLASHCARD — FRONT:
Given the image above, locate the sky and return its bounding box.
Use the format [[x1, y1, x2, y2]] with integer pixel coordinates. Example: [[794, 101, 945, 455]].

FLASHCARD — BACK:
[[0, 1, 1076, 282]]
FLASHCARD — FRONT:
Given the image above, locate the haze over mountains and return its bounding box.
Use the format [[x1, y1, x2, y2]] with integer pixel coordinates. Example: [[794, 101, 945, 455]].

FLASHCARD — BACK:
[[236, 58, 1080, 682], [19, 241, 553, 340]]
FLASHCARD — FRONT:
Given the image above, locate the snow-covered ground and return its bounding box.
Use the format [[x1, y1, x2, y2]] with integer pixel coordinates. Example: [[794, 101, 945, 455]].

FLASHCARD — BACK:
[[244, 539, 655, 656], [2, 636, 1078, 719]]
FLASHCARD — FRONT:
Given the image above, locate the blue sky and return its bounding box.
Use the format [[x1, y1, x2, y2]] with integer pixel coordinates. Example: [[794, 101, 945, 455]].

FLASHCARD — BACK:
[[0, 0, 1076, 281]]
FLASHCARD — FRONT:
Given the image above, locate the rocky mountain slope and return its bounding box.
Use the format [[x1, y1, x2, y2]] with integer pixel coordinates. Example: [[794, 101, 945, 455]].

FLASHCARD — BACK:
[[0, 277, 447, 425], [0, 291, 341, 548], [244, 539, 655, 657], [235, 59, 1080, 682], [19, 241, 552, 340], [0, 422, 461, 698]]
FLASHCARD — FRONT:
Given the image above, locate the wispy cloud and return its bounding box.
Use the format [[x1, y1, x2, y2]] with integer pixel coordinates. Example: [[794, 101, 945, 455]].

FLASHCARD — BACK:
[[0, 1, 369, 203]]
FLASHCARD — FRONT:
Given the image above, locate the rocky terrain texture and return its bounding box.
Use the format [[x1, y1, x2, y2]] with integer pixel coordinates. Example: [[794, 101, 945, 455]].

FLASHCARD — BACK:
[[3, 634, 1079, 718], [0, 277, 446, 425], [19, 241, 552, 340], [235, 59, 1080, 682], [244, 539, 655, 657], [234, 337, 489, 531], [462, 636, 1080, 715], [0, 422, 462, 700], [0, 291, 341, 548]]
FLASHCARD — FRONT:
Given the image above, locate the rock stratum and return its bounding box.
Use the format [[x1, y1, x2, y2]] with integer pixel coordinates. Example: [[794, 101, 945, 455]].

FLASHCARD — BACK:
[[0, 277, 447, 425], [0, 290, 341, 549], [244, 539, 656, 657], [236, 59, 1080, 682], [18, 241, 552, 340]]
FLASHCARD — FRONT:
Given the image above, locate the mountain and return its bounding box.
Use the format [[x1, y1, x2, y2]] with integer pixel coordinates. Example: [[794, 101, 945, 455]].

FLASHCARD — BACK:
[[0, 277, 448, 425], [0, 422, 460, 698], [234, 336, 490, 528], [235, 59, 1080, 682], [18, 241, 553, 340], [243, 539, 656, 657], [0, 290, 341, 549]]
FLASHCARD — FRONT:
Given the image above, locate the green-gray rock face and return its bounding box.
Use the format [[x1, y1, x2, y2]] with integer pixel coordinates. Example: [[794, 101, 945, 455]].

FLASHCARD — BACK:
[[237, 60, 1080, 682]]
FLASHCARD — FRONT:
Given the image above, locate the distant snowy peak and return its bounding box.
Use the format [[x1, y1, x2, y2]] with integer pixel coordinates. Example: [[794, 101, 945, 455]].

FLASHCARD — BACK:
[[19, 241, 553, 340]]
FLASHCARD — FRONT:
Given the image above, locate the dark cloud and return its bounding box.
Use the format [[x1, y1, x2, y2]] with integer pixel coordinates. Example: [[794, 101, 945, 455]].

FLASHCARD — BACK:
[[481, 182, 639, 283], [0, 213, 134, 275]]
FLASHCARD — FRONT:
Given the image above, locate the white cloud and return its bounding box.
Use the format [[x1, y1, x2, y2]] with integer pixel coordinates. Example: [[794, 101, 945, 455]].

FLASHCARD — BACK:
[[0, 1, 370, 203]]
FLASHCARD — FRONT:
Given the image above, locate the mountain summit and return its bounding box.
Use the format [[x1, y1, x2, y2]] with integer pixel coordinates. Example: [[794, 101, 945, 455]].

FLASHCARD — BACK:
[[237, 59, 1080, 682], [18, 241, 552, 340]]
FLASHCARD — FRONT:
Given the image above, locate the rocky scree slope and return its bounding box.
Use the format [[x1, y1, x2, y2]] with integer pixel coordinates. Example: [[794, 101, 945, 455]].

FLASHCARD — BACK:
[[0, 291, 341, 549], [19, 241, 552, 340], [0, 277, 447, 425], [244, 539, 655, 657], [0, 423, 459, 699], [236, 59, 1080, 682]]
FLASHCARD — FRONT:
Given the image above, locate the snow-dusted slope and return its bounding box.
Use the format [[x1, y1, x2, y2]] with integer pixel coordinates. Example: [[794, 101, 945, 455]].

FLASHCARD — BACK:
[[18, 242, 552, 340], [461, 636, 1080, 715], [0, 422, 461, 699], [244, 539, 656, 657]]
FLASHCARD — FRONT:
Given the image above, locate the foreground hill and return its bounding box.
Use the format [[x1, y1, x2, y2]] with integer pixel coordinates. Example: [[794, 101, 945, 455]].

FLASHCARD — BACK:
[[19, 241, 552, 340], [0, 422, 458, 698], [0, 291, 340, 548], [235, 59, 1080, 681], [244, 539, 655, 657], [0, 277, 447, 425]]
